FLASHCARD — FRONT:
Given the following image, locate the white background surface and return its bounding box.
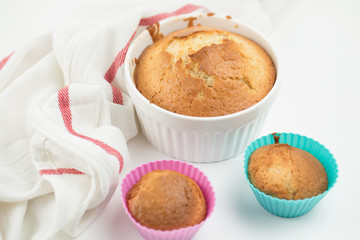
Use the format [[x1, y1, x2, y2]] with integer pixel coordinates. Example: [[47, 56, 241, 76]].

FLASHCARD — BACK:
[[1, 0, 360, 239]]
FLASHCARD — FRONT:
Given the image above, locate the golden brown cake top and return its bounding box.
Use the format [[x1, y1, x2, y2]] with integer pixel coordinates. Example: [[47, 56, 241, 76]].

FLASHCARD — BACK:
[[134, 26, 276, 117], [126, 170, 207, 230], [247, 144, 328, 200]]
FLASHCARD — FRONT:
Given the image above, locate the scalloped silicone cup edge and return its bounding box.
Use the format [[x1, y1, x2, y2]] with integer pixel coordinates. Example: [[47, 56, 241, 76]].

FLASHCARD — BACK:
[[120, 159, 216, 237]]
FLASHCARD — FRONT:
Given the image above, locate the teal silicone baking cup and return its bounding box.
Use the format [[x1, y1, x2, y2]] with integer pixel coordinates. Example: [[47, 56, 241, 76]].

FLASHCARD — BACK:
[[244, 133, 338, 217]]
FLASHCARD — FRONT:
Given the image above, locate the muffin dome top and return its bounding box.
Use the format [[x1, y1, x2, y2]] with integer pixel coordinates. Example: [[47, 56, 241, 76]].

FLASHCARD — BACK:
[[126, 170, 207, 230], [248, 143, 328, 200]]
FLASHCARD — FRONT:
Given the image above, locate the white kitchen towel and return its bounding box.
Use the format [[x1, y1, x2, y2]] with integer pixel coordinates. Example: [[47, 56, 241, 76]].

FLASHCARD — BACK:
[[0, 0, 279, 239], [0, 2, 207, 240]]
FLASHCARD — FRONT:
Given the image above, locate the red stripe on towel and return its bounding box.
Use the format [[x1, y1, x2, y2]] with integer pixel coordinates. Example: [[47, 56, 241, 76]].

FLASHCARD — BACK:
[[39, 168, 85, 176], [57, 86, 124, 173], [104, 30, 137, 84], [111, 84, 124, 105], [139, 4, 202, 26], [0, 52, 13, 71]]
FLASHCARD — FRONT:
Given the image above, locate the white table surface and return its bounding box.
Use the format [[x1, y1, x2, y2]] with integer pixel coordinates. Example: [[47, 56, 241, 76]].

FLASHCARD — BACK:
[[1, 0, 359, 239]]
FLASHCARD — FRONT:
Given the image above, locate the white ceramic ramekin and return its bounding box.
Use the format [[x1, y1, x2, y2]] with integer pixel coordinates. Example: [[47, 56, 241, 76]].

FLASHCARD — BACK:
[[124, 13, 280, 162]]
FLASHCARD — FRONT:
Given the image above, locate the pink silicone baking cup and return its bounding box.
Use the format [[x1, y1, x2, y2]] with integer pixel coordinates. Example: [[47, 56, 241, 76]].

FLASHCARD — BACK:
[[121, 160, 216, 240]]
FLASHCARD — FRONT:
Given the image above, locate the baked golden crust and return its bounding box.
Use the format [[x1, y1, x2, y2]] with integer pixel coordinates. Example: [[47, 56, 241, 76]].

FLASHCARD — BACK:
[[126, 170, 207, 230], [134, 26, 276, 117], [247, 144, 328, 200]]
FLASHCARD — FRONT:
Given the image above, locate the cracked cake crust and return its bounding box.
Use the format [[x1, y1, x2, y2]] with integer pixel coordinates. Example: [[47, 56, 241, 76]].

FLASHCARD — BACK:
[[134, 26, 276, 117]]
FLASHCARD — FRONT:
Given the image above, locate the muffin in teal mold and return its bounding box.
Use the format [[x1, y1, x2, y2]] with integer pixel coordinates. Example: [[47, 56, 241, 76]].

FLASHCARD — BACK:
[[244, 132, 338, 217]]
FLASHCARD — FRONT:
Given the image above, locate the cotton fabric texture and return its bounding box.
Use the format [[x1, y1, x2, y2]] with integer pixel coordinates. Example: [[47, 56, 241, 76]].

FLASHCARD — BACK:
[[0, 2, 205, 239]]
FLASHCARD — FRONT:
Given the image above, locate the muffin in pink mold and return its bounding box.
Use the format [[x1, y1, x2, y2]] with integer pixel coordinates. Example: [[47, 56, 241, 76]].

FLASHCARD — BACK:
[[121, 160, 215, 240]]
